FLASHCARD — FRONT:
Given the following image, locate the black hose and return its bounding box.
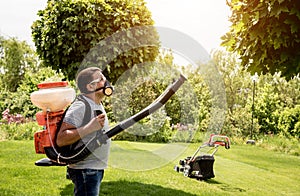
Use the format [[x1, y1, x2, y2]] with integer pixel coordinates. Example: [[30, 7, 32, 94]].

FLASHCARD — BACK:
[[44, 74, 186, 165]]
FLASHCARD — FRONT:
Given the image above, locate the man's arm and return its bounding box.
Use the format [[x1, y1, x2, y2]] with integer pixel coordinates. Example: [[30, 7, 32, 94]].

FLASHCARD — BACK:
[[56, 114, 106, 147]]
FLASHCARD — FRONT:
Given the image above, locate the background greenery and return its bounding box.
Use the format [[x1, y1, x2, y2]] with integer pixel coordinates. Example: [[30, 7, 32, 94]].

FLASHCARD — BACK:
[[32, 0, 159, 83], [0, 45, 299, 142], [0, 0, 299, 195], [222, 0, 300, 79], [1, 0, 299, 142]]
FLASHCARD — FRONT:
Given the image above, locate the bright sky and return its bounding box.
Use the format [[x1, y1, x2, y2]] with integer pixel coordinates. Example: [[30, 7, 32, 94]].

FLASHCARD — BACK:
[[0, 0, 231, 53]]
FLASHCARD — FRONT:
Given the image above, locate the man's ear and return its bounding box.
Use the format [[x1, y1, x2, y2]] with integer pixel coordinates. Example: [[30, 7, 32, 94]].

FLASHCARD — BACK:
[[86, 83, 95, 92]]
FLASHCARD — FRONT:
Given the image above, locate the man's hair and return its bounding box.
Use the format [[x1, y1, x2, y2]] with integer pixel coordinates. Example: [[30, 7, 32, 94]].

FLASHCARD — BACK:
[[76, 67, 102, 94]]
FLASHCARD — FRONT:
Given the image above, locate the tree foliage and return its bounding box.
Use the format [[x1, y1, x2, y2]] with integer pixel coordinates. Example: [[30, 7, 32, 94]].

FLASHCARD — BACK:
[[212, 50, 258, 137], [32, 0, 159, 83], [254, 72, 300, 136], [212, 49, 300, 138], [222, 0, 300, 79], [0, 67, 65, 118], [0, 36, 39, 92]]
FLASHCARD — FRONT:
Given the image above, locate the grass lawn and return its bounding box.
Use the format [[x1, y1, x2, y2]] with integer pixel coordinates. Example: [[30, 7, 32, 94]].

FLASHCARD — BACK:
[[0, 140, 299, 195]]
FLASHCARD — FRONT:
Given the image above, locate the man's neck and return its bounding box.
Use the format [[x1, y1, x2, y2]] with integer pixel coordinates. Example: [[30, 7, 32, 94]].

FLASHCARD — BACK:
[[83, 93, 102, 105]]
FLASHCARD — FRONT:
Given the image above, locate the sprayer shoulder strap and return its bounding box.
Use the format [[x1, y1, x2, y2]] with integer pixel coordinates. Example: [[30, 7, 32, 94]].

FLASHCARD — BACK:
[[76, 94, 92, 127], [55, 94, 91, 148]]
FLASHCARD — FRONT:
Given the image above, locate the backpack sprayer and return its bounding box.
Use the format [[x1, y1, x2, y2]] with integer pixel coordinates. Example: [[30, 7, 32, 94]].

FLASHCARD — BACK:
[[174, 134, 230, 180], [30, 74, 186, 166], [30, 81, 76, 155]]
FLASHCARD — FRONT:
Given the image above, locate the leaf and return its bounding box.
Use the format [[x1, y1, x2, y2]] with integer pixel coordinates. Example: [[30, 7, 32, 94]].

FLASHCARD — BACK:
[[273, 39, 281, 50]]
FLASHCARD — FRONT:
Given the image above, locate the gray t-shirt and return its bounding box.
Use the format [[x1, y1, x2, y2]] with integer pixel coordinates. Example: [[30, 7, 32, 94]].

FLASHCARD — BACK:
[[63, 95, 111, 170]]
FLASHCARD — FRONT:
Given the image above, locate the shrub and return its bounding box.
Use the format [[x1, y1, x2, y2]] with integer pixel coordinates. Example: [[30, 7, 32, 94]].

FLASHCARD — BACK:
[[1, 67, 65, 118], [257, 134, 300, 156], [113, 110, 175, 143], [1, 109, 25, 124], [0, 122, 41, 140], [254, 73, 300, 136], [254, 83, 281, 134], [171, 123, 197, 143], [278, 105, 300, 138]]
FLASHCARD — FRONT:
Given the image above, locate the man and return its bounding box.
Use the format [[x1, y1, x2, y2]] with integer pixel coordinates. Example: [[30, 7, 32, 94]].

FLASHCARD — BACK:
[[56, 67, 111, 196]]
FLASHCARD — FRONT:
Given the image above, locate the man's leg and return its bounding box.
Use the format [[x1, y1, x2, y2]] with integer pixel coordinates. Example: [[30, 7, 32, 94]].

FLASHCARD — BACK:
[[68, 168, 104, 196]]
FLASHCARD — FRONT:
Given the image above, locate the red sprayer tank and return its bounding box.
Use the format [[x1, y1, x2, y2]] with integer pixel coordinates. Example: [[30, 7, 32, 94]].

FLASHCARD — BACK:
[[30, 82, 75, 154]]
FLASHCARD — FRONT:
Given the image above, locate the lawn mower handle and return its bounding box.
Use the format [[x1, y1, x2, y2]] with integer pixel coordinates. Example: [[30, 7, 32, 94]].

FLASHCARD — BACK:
[[208, 134, 230, 149]]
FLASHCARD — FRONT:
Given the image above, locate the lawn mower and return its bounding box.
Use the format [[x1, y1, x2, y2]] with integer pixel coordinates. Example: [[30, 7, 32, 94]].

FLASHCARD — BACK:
[[174, 134, 230, 180]]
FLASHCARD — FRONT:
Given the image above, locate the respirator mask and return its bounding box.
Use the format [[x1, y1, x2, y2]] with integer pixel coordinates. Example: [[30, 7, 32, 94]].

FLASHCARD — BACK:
[[94, 80, 114, 96]]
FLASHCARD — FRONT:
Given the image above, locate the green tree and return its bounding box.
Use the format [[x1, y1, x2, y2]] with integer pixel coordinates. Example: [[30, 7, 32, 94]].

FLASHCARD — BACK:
[[0, 36, 39, 92], [212, 50, 259, 138], [32, 0, 159, 83], [3, 67, 65, 118], [222, 0, 300, 79]]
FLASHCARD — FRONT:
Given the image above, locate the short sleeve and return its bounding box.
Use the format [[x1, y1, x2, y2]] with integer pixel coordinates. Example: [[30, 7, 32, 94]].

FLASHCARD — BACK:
[[63, 100, 86, 128]]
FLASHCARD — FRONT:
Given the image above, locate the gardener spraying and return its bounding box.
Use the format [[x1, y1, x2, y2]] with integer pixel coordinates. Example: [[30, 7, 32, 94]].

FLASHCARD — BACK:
[[31, 66, 187, 195], [56, 67, 111, 196]]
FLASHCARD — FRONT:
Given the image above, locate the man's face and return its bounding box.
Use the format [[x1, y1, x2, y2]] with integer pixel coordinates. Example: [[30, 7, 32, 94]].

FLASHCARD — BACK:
[[89, 71, 106, 99]]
